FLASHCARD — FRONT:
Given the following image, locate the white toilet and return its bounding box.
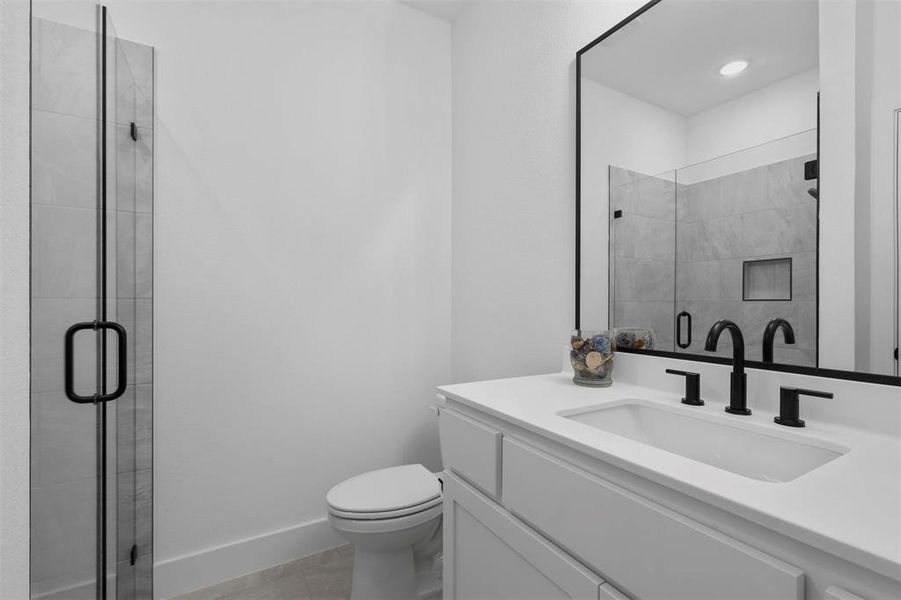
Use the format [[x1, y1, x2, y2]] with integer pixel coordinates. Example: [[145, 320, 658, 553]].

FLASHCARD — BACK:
[[326, 464, 443, 600]]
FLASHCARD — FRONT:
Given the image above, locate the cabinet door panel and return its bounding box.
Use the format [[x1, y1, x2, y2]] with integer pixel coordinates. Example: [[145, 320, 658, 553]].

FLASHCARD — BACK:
[[503, 438, 804, 600], [444, 473, 602, 600]]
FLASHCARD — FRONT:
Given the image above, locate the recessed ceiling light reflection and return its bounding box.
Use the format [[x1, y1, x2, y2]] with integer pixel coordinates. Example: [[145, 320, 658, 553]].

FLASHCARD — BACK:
[[719, 60, 749, 77]]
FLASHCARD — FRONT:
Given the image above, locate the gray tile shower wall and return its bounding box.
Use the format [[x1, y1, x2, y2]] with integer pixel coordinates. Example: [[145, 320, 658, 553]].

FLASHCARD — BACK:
[[675, 155, 817, 366]]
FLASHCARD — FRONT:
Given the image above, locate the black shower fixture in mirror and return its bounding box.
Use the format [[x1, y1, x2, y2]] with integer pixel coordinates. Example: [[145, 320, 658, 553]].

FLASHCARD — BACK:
[[576, 0, 900, 383]]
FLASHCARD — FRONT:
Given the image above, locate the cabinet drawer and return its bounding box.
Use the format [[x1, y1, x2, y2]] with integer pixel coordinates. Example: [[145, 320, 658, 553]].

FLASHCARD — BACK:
[[444, 473, 603, 600], [440, 408, 502, 497], [503, 438, 804, 600]]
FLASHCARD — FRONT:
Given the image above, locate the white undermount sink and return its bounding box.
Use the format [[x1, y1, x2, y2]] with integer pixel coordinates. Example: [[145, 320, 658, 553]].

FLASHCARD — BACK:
[[559, 400, 848, 482]]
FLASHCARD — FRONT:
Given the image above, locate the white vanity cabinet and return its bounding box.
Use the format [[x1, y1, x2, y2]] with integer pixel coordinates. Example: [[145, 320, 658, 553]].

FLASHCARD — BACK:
[[439, 402, 901, 600], [443, 473, 605, 600]]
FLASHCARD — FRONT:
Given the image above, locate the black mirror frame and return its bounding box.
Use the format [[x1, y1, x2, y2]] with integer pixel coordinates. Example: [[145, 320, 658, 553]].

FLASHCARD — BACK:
[[574, 0, 900, 387]]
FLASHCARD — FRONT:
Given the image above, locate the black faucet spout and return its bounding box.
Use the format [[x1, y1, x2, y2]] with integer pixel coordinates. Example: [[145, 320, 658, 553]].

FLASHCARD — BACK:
[[762, 318, 796, 363], [704, 320, 751, 415]]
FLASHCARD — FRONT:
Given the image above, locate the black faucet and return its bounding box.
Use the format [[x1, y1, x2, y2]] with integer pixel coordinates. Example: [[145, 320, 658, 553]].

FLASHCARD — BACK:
[[762, 318, 795, 363], [704, 320, 751, 415]]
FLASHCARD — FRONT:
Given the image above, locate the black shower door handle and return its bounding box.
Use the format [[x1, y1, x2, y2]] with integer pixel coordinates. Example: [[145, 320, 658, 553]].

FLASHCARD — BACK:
[[65, 320, 128, 404], [676, 311, 692, 349]]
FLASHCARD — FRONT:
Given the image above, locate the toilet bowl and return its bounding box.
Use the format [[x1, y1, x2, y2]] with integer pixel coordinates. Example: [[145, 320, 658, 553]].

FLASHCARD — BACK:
[[326, 464, 443, 600]]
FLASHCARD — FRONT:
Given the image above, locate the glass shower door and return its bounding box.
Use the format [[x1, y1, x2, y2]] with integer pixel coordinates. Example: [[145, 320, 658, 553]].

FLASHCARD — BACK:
[[30, 5, 153, 599], [30, 7, 105, 598], [608, 166, 678, 352]]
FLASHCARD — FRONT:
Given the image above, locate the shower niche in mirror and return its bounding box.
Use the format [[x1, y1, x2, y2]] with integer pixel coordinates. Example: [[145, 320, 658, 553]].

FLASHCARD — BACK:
[[577, 0, 900, 380]]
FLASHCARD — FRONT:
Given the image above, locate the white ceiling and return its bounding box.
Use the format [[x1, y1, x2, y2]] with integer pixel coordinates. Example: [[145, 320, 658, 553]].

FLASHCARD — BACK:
[[398, 0, 472, 23], [581, 0, 819, 116]]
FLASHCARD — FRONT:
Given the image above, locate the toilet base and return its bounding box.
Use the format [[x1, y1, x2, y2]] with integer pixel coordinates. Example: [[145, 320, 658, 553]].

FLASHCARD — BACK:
[[351, 545, 417, 600]]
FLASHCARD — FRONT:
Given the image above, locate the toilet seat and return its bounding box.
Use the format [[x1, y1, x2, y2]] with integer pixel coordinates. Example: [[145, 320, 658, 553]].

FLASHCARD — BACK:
[[328, 495, 442, 520], [328, 501, 443, 535], [326, 464, 441, 521]]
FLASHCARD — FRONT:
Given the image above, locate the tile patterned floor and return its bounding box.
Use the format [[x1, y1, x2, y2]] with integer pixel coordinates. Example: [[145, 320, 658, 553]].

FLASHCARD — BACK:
[[172, 545, 354, 600]]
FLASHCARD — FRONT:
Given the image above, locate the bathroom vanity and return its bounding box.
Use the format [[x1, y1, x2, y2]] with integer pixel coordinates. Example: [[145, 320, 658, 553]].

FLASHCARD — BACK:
[[437, 353, 901, 600], [436, 0, 901, 596]]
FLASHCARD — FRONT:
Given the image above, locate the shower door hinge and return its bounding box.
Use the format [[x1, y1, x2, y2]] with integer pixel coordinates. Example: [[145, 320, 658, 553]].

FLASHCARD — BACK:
[[130, 122, 138, 141], [130, 544, 137, 566], [804, 159, 818, 180]]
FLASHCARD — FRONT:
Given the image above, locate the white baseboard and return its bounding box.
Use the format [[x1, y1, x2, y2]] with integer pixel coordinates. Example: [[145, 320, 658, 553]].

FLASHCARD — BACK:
[[154, 517, 344, 599]]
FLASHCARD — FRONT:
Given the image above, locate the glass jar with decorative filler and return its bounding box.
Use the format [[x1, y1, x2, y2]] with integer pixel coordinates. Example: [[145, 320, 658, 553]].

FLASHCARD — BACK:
[[613, 327, 655, 350], [570, 330, 616, 387]]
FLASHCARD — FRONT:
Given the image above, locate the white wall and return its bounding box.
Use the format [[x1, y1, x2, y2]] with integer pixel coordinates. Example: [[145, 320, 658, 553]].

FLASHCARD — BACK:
[[681, 68, 818, 183], [105, 2, 452, 596], [451, 0, 645, 383], [580, 67, 819, 189], [685, 68, 819, 169], [0, 0, 31, 597]]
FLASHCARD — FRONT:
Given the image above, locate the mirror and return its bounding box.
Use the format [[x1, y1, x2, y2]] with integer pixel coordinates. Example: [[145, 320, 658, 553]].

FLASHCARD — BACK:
[[578, 0, 900, 381]]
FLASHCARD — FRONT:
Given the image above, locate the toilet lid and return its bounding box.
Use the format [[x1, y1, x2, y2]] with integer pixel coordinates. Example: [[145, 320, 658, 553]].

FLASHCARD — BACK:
[[326, 464, 441, 515]]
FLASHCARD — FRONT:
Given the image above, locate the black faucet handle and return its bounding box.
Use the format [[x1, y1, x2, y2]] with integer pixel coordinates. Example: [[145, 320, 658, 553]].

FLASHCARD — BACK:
[[665, 369, 697, 377], [665, 369, 704, 406], [775, 387, 834, 428]]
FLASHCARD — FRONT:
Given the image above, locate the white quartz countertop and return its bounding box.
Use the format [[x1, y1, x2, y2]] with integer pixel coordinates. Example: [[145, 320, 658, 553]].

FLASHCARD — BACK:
[[437, 371, 901, 582]]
